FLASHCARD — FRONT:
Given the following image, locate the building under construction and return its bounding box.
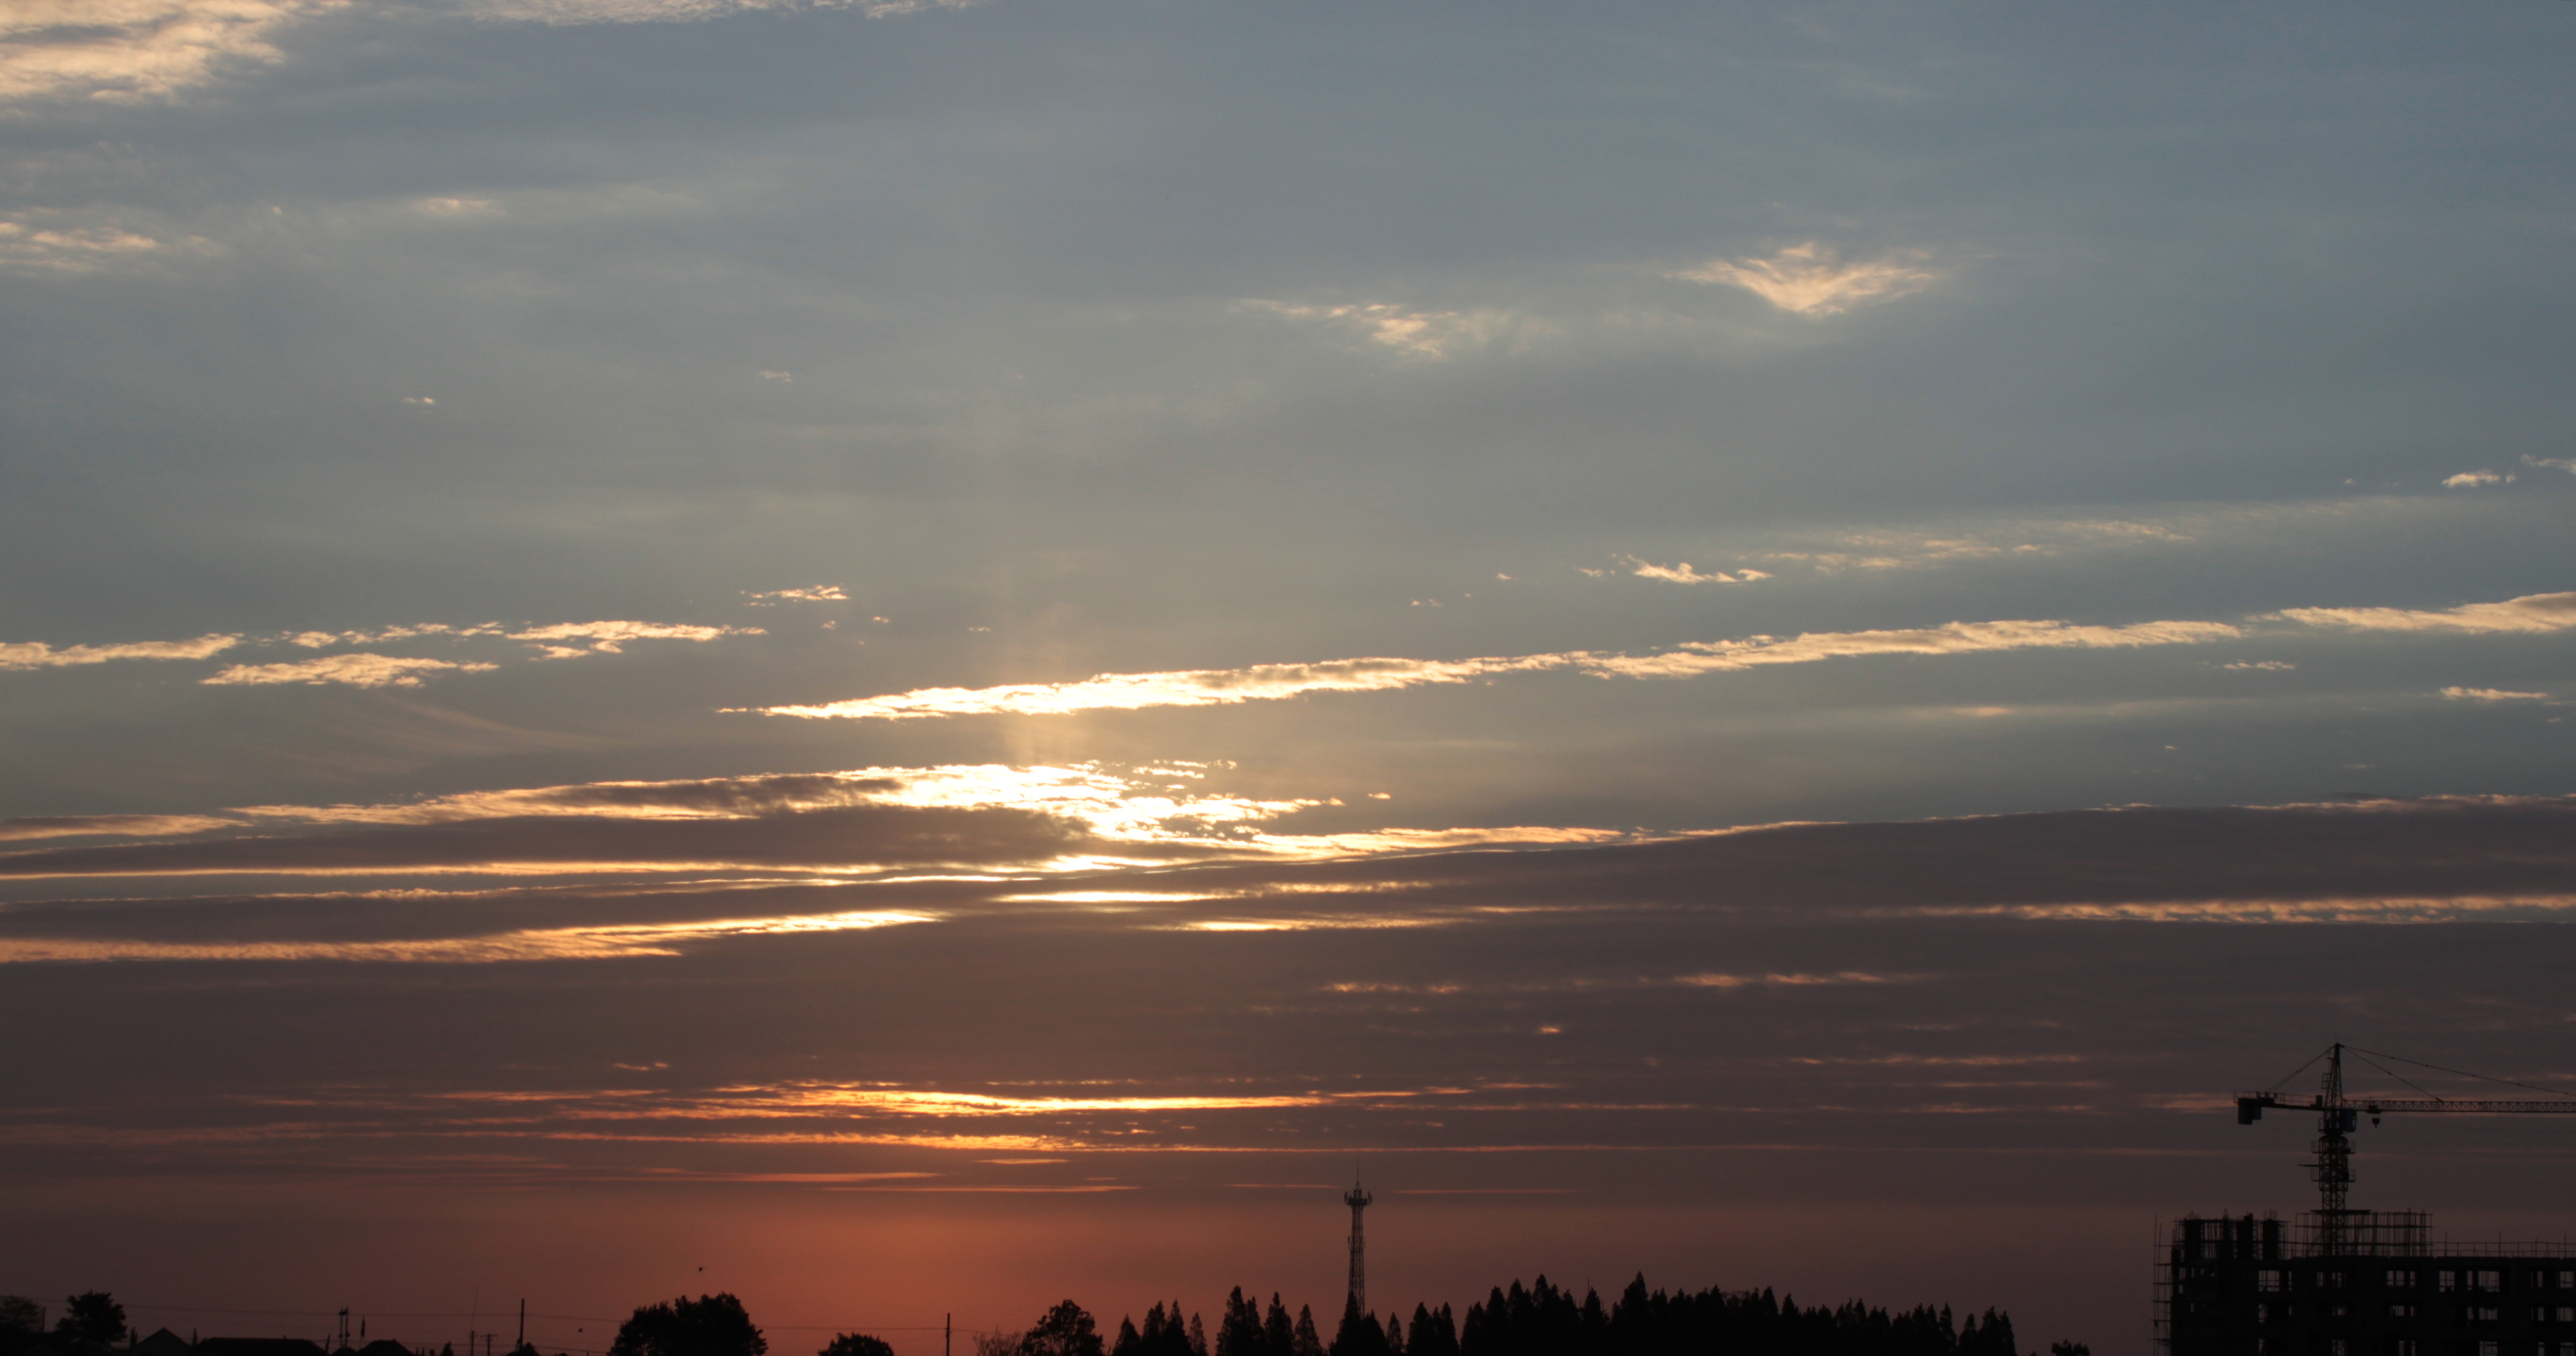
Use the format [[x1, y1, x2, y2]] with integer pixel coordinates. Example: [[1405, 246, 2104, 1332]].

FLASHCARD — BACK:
[[2160, 1045, 2576, 1356], [2158, 1209, 2576, 1356]]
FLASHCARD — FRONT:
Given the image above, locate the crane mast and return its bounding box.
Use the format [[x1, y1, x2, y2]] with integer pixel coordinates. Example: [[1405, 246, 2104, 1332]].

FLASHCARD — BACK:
[[2234, 1040, 2576, 1249]]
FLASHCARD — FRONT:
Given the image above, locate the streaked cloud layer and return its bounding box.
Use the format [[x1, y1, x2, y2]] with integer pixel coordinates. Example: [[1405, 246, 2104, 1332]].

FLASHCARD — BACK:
[[758, 591, 2576, 722], [5, 2, 2575, 1348], [204, 652, 501, 688], [2273, 591, 2576, 635], [2, 615, 762, 687], [8, 785, 2568, 944], [0, 632, 237, 669]]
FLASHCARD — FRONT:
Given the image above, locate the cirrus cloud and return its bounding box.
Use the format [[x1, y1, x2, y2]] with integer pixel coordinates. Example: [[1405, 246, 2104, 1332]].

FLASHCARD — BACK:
[[2440, 687, 2551, 703], [201, 653, 499, 689], [2271, 591, 2576, 635], [754, 615, 2242, 721], [1622, 556, 1769, 586], [746, 587, 2576, 725], [1671, 242, 1942, 316], [745, 586, 847, 604], [1240, 299, 1538, 360], [506, 619, 763, 655], [0, 633, 239, 670], [0, 814, 242, 844], [755, 655, 1558, 720]]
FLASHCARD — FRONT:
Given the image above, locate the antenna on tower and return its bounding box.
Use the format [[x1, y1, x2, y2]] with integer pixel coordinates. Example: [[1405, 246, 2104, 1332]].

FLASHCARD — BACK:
[[1343, 1168, 1373, 1315]]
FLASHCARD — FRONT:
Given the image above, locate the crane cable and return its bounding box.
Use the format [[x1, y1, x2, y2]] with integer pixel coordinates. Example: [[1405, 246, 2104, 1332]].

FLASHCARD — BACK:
[[2342, 1044, 2576, 1102], [2342, 1047, 2445, 1103], [2259, 1045, 2334, 1097]]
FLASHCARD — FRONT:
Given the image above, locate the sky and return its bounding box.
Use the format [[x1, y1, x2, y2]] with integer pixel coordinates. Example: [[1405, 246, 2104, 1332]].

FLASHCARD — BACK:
[[5, 2, 2576, 1354]]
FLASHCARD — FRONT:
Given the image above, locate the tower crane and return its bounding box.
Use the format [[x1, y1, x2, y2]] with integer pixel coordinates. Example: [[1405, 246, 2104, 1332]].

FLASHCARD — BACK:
[[2234, 1041, 2576, 1251]]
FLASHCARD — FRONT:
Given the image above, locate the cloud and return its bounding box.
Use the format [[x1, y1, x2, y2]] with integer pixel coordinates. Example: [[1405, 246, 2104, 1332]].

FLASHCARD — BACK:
[[2525, 456, 2576, 476], [2223, 661, 2295, 671], [1759, 520, 2193, 575], [1672, 971, 1898, 989], [760, 617, 2236, 721], [0, 907, 933, 964], [1622, 557, 1769, 586], [230, 771, 908, 827], [1900, 895, 2576, 924], [753, 587, 2576, 724], [758, 615, 2242, 721], [505, 620, 762, 655], [745, 586, 847, 604], [2442, 470, 2511, 488], [0, 762, 1661, 891], [6, 617, 752, 684], [201, 654, 499, 689], [1584, 618, 2243, 680], [2440, 687, 2550, 702], [10, 795, 2575, 975], [285, 623, 486, 648], [704, 1083, 1338, 1115], [1671, 243, 1942, 316], [2272, 591, 2576, 635], [415, 198, 499, 217], [0, 219, 171, 272], [753, 655, 1560, 720], [0, 633, 238, 671], [1241, 300, 1536, 360], [0, 815, 239, 844], [0, 802, 1089, 881], [0, 0, 342, 104], [1762, 538, 2011, 572], [460, 0, 972, 24]]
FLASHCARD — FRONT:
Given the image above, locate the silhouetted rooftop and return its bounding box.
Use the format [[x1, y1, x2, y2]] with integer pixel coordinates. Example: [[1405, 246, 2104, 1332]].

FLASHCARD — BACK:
[[197, 1338, 332, 1356]]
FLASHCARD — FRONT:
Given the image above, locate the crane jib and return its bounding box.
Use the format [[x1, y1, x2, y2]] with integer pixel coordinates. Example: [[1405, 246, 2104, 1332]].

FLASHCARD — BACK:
[[2237, 1094, 2576, 1121]]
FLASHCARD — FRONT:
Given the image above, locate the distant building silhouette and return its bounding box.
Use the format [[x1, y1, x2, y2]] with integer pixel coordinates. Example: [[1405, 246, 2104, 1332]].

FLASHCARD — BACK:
[[134, 1332, 191, 1356]]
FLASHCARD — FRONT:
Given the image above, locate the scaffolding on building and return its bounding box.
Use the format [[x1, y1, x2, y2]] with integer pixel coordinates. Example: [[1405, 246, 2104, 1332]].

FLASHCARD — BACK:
[[2157, 1211, 2576, 1356]]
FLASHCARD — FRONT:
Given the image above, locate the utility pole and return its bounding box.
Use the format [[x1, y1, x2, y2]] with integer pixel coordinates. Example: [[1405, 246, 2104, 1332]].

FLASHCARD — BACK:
[[945, 1315, 951, 1356], [1343, 1174, 1373, 1315], [518, 1302, 525, 1353]]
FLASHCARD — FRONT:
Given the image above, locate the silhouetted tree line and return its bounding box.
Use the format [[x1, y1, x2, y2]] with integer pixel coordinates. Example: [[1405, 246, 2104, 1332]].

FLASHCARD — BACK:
[[931, 1275, 2082, 1356], [3, 1277, 2085, 1356], [612, 1297, 765, 1356], [1, 1294, 131, 1356]]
